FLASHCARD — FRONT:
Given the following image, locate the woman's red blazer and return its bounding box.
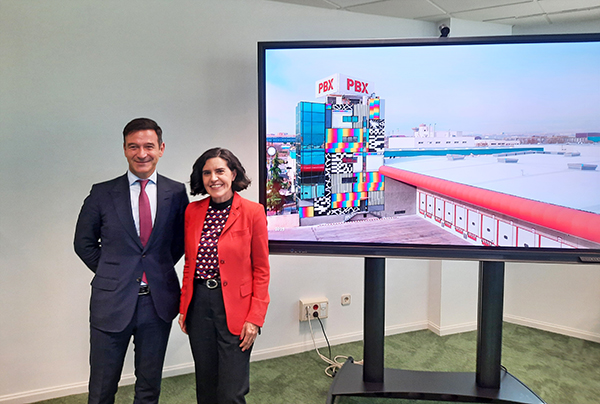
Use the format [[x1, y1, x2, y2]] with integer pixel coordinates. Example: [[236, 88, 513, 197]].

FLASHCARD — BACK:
[[179, 193, 270, 335]]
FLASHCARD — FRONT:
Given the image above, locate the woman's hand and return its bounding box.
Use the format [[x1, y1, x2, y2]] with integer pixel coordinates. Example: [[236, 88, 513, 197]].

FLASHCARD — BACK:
[[239, 321, 259, 352], [178, 314, 187, 334]]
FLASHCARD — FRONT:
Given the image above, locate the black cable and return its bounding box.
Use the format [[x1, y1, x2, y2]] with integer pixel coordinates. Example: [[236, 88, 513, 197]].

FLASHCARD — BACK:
[[316, 315, 332, 359], [306, 308, 364, 377]]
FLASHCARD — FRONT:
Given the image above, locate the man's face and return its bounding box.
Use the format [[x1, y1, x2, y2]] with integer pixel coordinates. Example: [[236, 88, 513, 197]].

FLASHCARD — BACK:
[[123, 130, 165, 179]]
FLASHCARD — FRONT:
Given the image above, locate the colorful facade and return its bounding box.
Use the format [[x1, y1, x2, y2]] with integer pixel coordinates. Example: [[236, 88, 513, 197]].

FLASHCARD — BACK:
[[295, 74, 386, 222]]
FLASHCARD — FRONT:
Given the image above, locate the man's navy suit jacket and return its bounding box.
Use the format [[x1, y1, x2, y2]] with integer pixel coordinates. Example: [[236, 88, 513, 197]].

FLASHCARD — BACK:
[[74, 173, 188, 332]]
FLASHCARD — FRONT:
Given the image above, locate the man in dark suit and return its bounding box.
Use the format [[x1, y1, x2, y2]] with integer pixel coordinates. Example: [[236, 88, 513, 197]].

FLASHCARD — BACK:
[[74, 118, 189, 404]]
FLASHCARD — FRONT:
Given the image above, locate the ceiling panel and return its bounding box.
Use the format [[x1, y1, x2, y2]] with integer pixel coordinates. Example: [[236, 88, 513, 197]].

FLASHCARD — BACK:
[[547, 8, 600, 23], [267, 0, 600, 26], [487, 14, 550, 25], [452, 2, 544, 21], [347, 0, 445, 19], [430, 0, 533, 14], [538, 0, 600, 13], [329, 0, 382, 7], [268, 0, 338, 10]]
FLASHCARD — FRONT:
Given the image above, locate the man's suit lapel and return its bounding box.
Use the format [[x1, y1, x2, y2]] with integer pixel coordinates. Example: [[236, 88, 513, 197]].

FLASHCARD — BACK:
[[149, 174, 173, 249], [110, 174, 143, 249]]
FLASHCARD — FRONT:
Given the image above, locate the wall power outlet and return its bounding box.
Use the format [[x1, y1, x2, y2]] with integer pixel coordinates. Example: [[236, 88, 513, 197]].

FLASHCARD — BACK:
[[299, 299, 328, 321]]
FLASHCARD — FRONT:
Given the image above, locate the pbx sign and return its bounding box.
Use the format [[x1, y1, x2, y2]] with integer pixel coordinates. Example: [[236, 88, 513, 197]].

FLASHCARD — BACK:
[[315, 74, 373, 98]]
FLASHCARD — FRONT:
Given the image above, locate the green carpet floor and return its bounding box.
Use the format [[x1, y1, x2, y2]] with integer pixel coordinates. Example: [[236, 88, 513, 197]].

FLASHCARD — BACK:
[[34, 323, 600, 404]]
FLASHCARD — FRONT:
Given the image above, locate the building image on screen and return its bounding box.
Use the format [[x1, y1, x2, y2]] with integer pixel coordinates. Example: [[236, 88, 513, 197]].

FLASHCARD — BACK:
[[262, 36, 600, 254], [294, 73, 386, 222]]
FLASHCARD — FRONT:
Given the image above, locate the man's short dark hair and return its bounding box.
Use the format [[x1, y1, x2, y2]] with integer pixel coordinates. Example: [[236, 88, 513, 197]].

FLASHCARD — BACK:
[[123, 118, 163, 145], [190, 148, 251, 196]]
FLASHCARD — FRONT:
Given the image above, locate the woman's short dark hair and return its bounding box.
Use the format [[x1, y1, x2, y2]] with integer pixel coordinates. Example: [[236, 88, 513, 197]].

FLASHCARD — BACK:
[[190, 148, 251, 196]]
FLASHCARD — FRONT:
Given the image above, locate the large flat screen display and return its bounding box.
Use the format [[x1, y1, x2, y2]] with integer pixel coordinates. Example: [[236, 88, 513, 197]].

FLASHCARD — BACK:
[[258, 33, 600, 263]]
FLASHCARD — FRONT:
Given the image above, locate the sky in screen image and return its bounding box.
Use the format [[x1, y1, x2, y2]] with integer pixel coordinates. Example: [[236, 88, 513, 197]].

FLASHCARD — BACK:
[[265, 41, 600, 137]]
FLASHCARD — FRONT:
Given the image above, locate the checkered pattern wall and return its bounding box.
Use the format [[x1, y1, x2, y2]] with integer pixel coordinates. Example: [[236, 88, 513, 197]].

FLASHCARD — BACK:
[[295, 95, 386, 220]]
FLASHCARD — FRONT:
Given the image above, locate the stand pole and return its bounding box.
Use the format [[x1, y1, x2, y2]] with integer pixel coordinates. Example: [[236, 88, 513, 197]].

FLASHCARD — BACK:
[[476, 260, 505, 389], [363, 257, 386, 383]]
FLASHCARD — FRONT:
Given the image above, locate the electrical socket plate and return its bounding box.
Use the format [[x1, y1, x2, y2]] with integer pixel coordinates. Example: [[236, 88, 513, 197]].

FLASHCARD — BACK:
[[341, 294, 351, 306], [299, 299, 328, 321]]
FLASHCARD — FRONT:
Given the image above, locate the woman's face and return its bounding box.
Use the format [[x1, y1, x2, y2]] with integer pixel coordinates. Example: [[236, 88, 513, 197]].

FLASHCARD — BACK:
[[202, 157, 237, 203]]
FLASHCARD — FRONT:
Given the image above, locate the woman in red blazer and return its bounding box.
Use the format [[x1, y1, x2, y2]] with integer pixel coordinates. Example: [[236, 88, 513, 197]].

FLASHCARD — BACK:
[[179, 148, 270, 404]]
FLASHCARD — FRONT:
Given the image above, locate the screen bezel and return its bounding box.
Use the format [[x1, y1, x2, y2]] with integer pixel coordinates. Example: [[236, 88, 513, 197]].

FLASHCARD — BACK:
[[258, 33, 600, 264]]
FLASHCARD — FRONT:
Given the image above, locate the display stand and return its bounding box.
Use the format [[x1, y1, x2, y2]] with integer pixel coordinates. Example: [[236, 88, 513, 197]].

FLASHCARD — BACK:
[[326, 258, 546, 404]]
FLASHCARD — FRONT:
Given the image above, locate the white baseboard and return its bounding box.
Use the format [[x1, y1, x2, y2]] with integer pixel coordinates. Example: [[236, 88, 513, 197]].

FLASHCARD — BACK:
[[250, 330, 363, 362], [385, 320, 429, 336], [0, 381, 88, 404], [0, 363, 196, 404], [504, 314, 600, 343], [250, 320, 429, 362], [428, 321, 477, 336]]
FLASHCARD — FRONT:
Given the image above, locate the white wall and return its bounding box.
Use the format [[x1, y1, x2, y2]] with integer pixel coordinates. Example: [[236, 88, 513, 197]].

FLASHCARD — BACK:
[[428, 260, 479, 336], [1, 1, 599, 402], [437, 17, 512, 36], [504, 262, 600, 341]]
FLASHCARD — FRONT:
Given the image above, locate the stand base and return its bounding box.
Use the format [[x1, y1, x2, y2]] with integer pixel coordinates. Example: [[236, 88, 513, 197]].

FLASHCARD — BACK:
[[327, 360, 545, 404]]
